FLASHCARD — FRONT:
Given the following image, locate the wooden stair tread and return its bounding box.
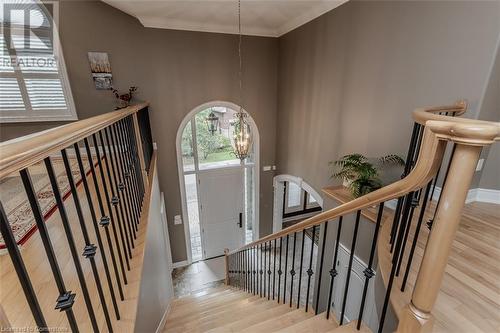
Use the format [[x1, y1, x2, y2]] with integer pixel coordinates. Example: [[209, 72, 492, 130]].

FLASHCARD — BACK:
[[207, 303, 296, 332], [239, 308, 315, 332], [167, 293, 261, 322], [173, 286, 230, 304], [165, 297, 270, 330], [274, 312, 338, 333], [181, 299, 285, 332], [326, 321, 371, 333]]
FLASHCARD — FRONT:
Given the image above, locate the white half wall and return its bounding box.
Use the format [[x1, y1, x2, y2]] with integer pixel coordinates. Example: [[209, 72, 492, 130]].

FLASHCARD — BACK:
[[135, 165, 175, 333]]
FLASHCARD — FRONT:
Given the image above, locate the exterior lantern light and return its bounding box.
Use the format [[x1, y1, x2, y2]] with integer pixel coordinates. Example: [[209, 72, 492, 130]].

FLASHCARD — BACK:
[[205, 110, 219, 135]]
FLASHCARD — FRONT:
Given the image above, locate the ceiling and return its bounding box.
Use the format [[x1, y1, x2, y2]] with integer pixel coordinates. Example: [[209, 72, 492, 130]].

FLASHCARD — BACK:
[[102, 0, 349, 37]]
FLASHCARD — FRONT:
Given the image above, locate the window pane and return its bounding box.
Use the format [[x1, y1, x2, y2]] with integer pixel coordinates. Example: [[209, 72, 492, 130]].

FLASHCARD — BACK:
[[244, 167, 254, 243], [195, 108, 240, 170], [287, 182, 302, 207], [181, 121, 195, 172], [25, 78, 67, 110], [0, 36, 14, 73], [184, 174, 202, 261], [0, 78, 25, 111]]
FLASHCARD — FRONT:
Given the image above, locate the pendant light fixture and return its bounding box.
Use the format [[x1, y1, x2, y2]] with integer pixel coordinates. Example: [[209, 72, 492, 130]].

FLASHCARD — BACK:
[[231, 0, 253, 161]]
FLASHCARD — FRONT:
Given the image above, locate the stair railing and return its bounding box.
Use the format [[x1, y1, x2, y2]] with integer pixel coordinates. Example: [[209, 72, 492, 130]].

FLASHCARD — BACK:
[[225, 101, 500, 333], [0, 103, 153, 332]]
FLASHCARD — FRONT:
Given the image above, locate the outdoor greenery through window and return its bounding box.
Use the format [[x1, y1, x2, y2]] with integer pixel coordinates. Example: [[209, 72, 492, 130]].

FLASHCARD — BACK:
[[182, 107, 242, 170]]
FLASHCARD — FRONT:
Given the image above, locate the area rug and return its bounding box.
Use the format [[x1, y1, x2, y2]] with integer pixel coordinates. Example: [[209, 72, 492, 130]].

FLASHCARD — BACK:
[[0, 154, 94, 251]]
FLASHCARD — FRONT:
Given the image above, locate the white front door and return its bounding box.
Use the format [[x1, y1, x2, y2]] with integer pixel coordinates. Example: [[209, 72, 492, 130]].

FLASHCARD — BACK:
[[198, 167, 245, 259]]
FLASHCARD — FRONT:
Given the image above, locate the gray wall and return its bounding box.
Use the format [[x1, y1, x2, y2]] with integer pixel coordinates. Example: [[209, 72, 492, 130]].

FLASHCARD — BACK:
[[0, 0, 278, 262], [135, 165, 174, 333], [478, 40, 500, 190], [277, 0, 500, 193]]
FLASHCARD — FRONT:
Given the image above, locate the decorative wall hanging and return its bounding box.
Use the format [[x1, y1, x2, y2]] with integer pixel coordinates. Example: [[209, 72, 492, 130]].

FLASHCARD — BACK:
[[88, 52, 113, 90]]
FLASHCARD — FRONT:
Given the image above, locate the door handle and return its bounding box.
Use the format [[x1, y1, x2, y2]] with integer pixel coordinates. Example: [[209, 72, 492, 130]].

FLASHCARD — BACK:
[[238, 213, 243, 228]]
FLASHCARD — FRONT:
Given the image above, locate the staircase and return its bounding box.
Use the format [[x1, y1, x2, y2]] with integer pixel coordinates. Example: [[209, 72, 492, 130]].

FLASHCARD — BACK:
[[163, 285, 371, 333], [165, 101, 500, 333]]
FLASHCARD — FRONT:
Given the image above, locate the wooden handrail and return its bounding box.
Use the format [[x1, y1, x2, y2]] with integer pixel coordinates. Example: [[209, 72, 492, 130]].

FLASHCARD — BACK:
[[229, 102, 500, 255], [0, 102, 149, 180]]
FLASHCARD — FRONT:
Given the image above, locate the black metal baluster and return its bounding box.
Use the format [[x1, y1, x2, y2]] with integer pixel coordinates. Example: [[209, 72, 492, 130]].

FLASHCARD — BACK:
[[401, 182, 432, 291], [391, 193, 410, 254], [255, 246, 258, 295], [106, 127, 135, 250], [117, 121, 140, 229], [277, 237, 283, 303], [45, 156, 99, 332], [340, 210, 361, 324], [305, 226, 316, 312], [428, 144, 457, 230], [273, 238, 277, 300], [246, 248, 249, 292], [76, 143, 121, 317], [98, 131, 132, 268], [395, 191, 419, 276], [20, 169, 79, 333], [88, 136, 128, 287], [0, 202, 47, 330], [249, 248, 251, 293], [262, 243, 266, 297], [297, 229, 305, 309], [116, 120, 140, 230], [62, 149, 113, 332], [267, 241, 272, 300], [283, 234, 289, 304], [390, 123, 421, 247], [125, 117, 144, 203], [118, 119, 141, 225], [378, 191, 414, 333], [326, 216, 343, 319], [315, 222, 328, 315], [357, 204, 384, 329], [259, 243, 265, 297], [289, 232, 297, 307], [389, 197, 403, 246]]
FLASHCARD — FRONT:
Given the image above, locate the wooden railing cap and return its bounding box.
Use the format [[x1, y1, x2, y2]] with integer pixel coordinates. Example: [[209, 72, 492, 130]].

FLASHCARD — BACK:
[[0, 102, 149, 180]]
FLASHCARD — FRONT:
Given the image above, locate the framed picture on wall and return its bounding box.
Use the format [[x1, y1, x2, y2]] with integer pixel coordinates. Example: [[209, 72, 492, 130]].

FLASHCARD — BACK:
[[88, 52, 113, 90]]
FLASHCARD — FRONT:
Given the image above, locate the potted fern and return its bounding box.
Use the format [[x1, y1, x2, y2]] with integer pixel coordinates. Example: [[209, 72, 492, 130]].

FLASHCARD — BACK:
[[330, 154, 405, 198]]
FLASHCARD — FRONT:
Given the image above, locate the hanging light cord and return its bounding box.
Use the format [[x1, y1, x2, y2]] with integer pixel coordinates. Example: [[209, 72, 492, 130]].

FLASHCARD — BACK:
[[238, 0, 243, 112]]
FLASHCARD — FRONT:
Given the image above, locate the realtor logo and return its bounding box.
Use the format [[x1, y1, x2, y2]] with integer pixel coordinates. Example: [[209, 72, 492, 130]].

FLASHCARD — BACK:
[[1, 1, 57, 54]]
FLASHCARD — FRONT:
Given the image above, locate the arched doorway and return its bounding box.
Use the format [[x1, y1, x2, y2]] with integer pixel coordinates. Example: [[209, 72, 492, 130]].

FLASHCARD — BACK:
[[176, 101, 259, 263]]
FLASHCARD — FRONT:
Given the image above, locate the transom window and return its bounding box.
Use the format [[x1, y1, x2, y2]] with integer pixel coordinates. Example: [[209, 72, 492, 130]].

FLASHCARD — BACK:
[[0, 1, 77, 122]]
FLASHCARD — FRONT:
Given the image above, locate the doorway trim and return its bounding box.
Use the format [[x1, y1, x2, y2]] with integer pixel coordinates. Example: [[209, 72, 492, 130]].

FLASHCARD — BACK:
[[272, 174, 323, 233], [176, 100, 260, 264]]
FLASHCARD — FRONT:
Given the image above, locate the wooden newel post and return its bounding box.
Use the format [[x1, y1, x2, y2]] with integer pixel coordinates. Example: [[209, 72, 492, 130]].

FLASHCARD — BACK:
[[224, 248, 230, 285], [397, 143, 482, 333]]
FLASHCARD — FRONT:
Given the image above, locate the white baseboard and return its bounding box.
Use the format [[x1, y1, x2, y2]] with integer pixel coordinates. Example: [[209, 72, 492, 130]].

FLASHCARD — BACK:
[[432, 186, 500, 204], [172, 260, 189, 269], [155, 302, 172, 333]]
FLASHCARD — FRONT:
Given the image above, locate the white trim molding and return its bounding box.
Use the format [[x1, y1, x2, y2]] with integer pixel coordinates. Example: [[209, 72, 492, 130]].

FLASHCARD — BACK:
[[155, 302, 172, 333], [432, 186, 500, 204], [175, 100, 260, 264], [272, 174, 324, 233]]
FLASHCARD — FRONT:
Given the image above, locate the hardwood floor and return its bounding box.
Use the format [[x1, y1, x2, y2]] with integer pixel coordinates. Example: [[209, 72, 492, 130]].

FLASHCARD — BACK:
[[0, 163, 150, 332], [379, 201, 500, 333]]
